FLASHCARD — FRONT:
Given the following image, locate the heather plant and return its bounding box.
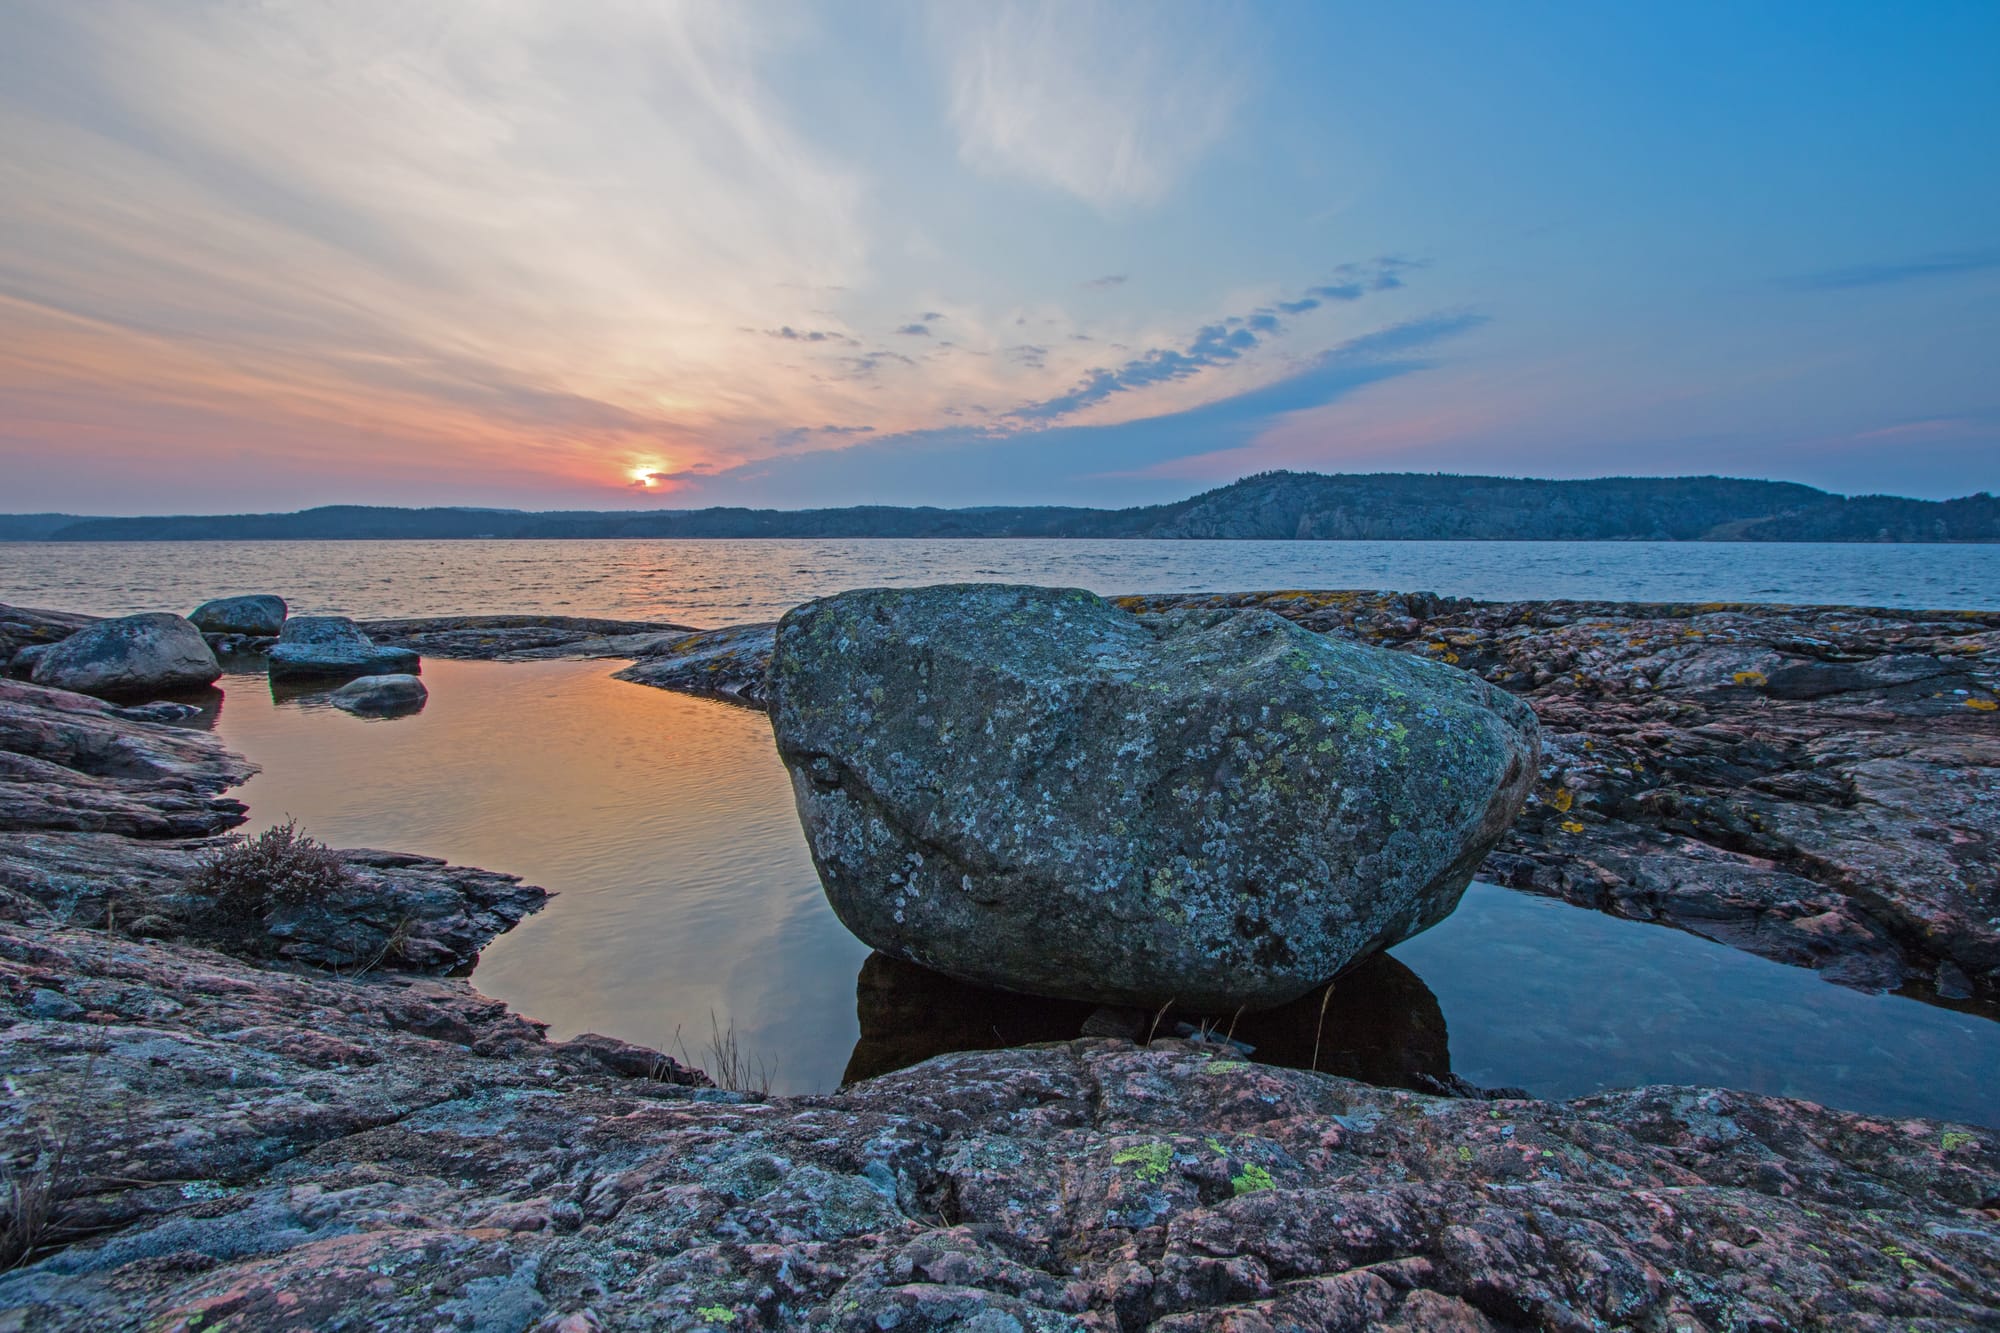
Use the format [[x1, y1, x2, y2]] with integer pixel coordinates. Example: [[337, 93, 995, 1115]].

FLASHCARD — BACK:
[[185, 818, 356, 931]]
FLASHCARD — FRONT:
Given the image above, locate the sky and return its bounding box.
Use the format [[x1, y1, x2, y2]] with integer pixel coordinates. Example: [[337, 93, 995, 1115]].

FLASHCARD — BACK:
[[1, 1, 1996, 514]]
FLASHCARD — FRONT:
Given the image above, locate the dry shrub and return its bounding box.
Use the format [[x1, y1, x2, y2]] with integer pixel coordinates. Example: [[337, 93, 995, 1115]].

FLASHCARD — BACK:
[[186, 818, 356, 928], [1, 1132, 74, 1271]]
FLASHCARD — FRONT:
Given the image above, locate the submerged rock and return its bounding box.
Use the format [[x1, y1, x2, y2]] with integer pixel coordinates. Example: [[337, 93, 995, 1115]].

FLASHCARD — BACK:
[[188, 593, 287, 636], [772, 584, 1539, 1010], [359, 613, 694, 661], [267, 615, 419, 681], [328, 673, 427, 715], [28, 612, 221, 700]]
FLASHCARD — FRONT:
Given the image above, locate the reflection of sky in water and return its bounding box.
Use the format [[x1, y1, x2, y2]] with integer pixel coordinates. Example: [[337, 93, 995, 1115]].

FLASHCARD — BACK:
[[12, 536, 2000, 624], [208, 659, 1999, 1123]]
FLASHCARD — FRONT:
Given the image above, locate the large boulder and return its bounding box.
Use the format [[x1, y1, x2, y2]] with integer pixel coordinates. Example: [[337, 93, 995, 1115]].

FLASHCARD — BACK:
[[189, 594, 287, 636], [267, 616, 419, 681], [27, 613, 221, 699], [328, 673, 427, 715], [772, 584, 1539, 1010]]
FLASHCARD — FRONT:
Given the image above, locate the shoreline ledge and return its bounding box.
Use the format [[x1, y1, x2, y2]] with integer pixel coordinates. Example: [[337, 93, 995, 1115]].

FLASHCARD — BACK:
[[603, 589, 2000, 1009], [1, 595, 1997, 1325]]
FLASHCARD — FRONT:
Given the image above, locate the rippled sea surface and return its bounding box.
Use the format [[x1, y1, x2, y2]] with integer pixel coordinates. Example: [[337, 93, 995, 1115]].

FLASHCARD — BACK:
[[203, 659, 2000, 1124], [8, 536, 2000, 622]]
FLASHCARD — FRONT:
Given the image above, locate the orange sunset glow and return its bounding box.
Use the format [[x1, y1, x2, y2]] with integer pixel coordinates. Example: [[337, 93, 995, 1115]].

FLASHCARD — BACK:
[[1, 3, 1993, 513]]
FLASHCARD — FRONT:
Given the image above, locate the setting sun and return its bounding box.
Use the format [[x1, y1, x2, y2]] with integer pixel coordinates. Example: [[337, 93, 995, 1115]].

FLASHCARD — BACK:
[[629, 464, 661, 487]]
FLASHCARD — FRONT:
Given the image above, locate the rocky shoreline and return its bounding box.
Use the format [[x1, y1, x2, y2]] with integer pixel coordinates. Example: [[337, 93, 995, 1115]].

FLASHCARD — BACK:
[[4, 903, 1998, 1329], [3, 592, 1997, 1328], [579, 591, 2000, 1010], [8, 589, 1998, 1002]]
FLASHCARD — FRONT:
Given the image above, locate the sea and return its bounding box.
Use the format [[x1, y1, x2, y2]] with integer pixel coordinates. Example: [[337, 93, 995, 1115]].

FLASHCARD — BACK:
[[6, 537, 1997, 1121], [5, 536, 1999, 622]]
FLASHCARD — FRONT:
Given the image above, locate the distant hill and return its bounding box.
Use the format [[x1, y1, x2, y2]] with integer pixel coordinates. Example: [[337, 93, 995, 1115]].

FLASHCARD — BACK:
[[0, 514, 88, 541], [11, 473, 1998, 543]]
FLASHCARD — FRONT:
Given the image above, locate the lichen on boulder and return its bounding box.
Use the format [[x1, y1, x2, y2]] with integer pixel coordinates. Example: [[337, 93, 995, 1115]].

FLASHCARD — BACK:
[[28, 613, 221, 700], [771, 584, 1539, 1010]]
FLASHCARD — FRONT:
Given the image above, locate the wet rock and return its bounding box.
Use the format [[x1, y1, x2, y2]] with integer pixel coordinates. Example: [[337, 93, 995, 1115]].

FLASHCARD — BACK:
[[327, 673, 427, 716], [28, 613, 221, 700], [773, 585, 1539, 1011], [111, 700, 204, 723], [188, 594, 287, 636], [266, 616, 419, 681]]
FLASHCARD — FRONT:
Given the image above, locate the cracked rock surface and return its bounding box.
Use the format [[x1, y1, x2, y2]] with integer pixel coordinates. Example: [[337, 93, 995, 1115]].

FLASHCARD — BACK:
[[1, 926, 1994, 1332]]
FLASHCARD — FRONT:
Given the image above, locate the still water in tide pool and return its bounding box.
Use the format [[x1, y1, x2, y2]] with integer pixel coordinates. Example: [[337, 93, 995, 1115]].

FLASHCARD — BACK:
[[198, 657, 2000, 1126], [10, 535, 2000, 622]]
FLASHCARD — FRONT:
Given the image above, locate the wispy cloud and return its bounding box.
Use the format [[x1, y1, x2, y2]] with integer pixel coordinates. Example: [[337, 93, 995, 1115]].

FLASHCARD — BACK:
[[1779, 248, 2000, 291], [683, 312, 1488, 507], [893, 323, 932, 337], [0, 2, 870, 500], [1273, 259, 1423, 314], [933, 2, 1252, 208], [766, 327, 857, 344], [1005, 269, 1414, 425], [1083, 274, 1129, 289]]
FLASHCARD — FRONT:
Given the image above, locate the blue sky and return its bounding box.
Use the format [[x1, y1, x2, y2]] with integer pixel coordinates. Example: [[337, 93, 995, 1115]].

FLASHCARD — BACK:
[[1, 1, 1995, 512]]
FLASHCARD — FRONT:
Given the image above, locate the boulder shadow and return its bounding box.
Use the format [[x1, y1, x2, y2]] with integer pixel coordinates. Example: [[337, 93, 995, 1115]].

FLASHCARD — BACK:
[[843, 948, 1463, 1095], [1229, 952, 1457, 1093], [843, 952, 1097, 1086]]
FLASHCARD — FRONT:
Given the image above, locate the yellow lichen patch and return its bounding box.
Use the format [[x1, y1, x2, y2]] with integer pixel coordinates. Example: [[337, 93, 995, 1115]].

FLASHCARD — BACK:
[[1967, 698, 1998, 712], [1559, 820, 1585, 834], [1112, 1143, 1175, 1181], [1551, 789, 1573, 813], [1732, 670, 1767, 687]]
